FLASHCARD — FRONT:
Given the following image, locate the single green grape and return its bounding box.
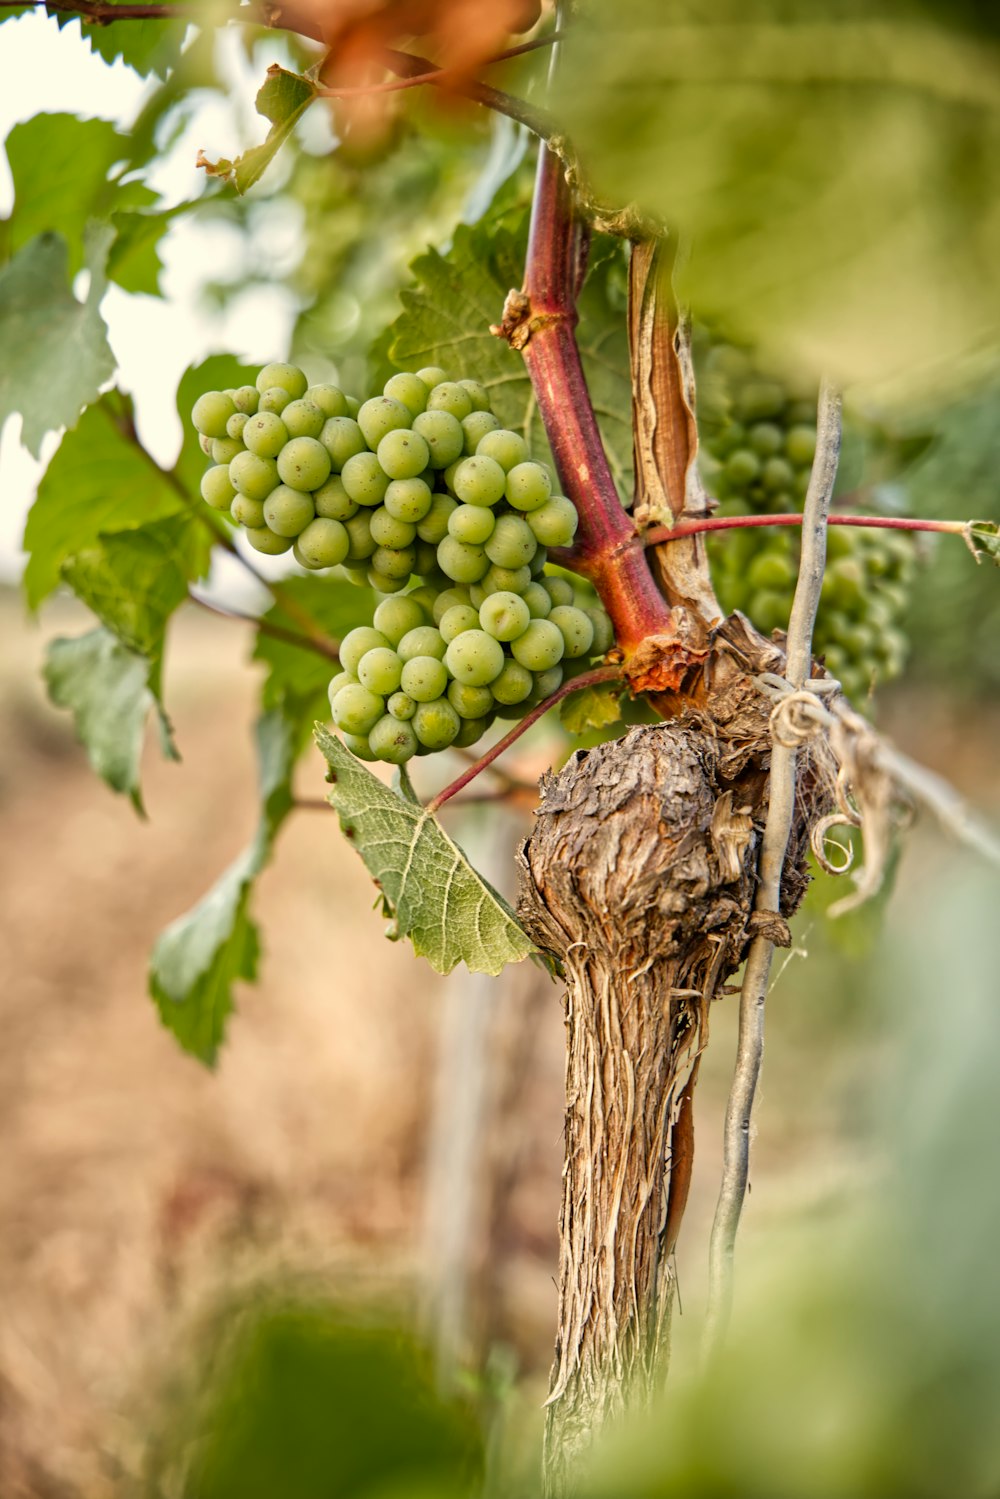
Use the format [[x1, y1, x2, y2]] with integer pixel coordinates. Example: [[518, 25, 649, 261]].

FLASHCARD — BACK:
[[584, 607, 615, 656], [383, 477, 433, 524], [412, 410, 465, 469], [230, 451, 279, 501], [201, 465, 236, 510], [256, 363, 308, 399], [278, 437, 331, 493], [734, 379, 786, 423], [264, 485, 315, 537], [372, 595, 426, 645], [313, 476, 358, 521], [226, 412, 249, 441], [439, 604, 480, 643], [345, 395, 361, 417], [341, 451, 390, 507], [398, 625, 447, 662], [549, 604, 595, 658], [281, 399, 325, 440], [454, 714, 494, 748], [725, 449, 761, 486], [532, 664, 564, 699], [370, 508, 417, 549], [199, 434, 214, 456], [479, 591, 531, 642], [785, 424, 818, 467], [342, 732, 375, 761], [542, 577, 575, 607], [358, 396, 411, 449], [761, 456, 795, 493], [521, 581, 553, 619], [748, 422, 784, 457], [484, 563, 532, 595], [406, 585, 440, 618], [243, 411, 288, 458], [327, 671, 357, 710], [368, 569, 408, 594], [747, 551, 795, 590], [458, 378, 490, 412], [416, 493, 458, 543], [490, 659, 533, 705], [416, 365, 449, 390], [232, 385, 260, 415], [529, 546, 549, 577], [371, 545, 417, 581], [462, 411, 500, 453], [505, 461, 552, 512], [485, 515, 537, 569], [344, 511, 376, 561], [231, 494, 266, 528], [452, 455, 507, 508], [387, 691, 417, 721], [400, 655, 449, 702], [427, 382, 473, 421], [438, 536, 490, 584], [307, 384, 348, 418], [320, 417, 367, 470], [448, 504, 496, 545], [413, 541, 440, 576], [377, 428, 430, 481], [527, 497, 578, 548], [244, 524, 293, 555], [369, 714, 418, 763], [358, 647, 404, 696], [412, 698, 461, 751], [510, 618, 565, 671], [447, 680, 494, 719], [445, 630, 505, 687], [259, 386, 292, 415], [431, 587, 472, 624], [477, 429, 528, 472], [211, 436, 244, 465], [294, 517, 349, 569], [383, 372, 430, 417], [340, 626, 391, 675], [192, 391, 237, 438]]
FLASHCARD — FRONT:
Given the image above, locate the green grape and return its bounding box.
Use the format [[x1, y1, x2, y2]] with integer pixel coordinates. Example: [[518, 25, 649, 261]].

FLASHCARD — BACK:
[[477, 429, 528, 472], [505, 461, 552, 512], [243, 411, 288, 458], [199, 434, 214, 456], [231, 494, 266, 528], [761, 456, 796, 493], [358, 647, 404, 696], [412, 698, 461, 751], [439, 604, 480, 642], [373, 595, 426, 644], [278, 437, 331, 492], [398, 625, 447, 662], [320, 416, 367, 470], [244, 525, 293, 555], [376, 428, 430, 481], [490, 659, 533, 705], [201, 465, 236, 510], [479, 591, 530, 642], [368, 569, 408, 594], [448, 680, 494, 718], [462, 411, 500, 452], [542, 576, 576, 607], [427, 382, 473, 421], [226, 412, 249, 441], [527, 498, 578, 548], [785, 424, 818, 466], [442, 460, 463, 495], [341, 451, 390, 507], [384, 372, 430, 417], [584, 607, 615, 656], [412, 410, 465, 468], [369, 714, 418, 764], [281, 399, 325, 439], [734, 379, 786, 423], [510, 618, 564, 671], [725, 449, 761, 486], [532, 664, 564, 699], [400, 655, 449, 702], [343, 732, 376, 760], [313, 476, 358, 521], [371, 545, 416, 581], [522, 581, 553, 618], [340, 626, 391, 675], [230, 451, 279, 501], [344, 512, 376, 561], [256, 362, 308, 399], [307, 384, 348, 418], [748, 422, 784, 457], [468, 583, 488, 610], [747, 551, 795, 590], [416, 365, 449, 390], [448, 504, 496, 545], [232, 385, 260, 415], [453, 455, 507, 508], [192, 391, 237, 438], [264, 485, 315, 537], [370, 508, 417, 549], [212, 436, 243, 466], [327, 671, 357, 709], [414, 541, 440, 576], [454, 714, 494, 748], [445, 630, 505, 687], [384, 477, 433, 523], [485, 514, 537, 569], [549, 605, 595, 659], [458, 378, 490, 412], [416, 493, 458, 543], [529, 546, 549, 579], [748, 589, 788, 635], [345, 396, 361, 418], [437, 536, 490, 584], [483, 563, 532, 595], [259, 386, 293, 415], [431, 587, 472, 624], [358, 396, 411, 449], [406, 585, 440, 617], [337, 562, 367, 587], [295, 517, 349, 569], [388, 691, 417, 721]]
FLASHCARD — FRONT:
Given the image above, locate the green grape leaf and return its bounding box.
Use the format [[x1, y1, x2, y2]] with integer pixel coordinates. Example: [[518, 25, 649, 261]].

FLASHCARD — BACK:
[[23, 392, 191, 608], [43, 627, 177, 813], [198, 65, 319, 196], [175, 354, 259, 492], [77, 7, 185, 78], [253, 575, 372, 729], [560, 680, 624, 735], [106, 200, 194, 296], [315, 724, 536, 976], [149, 711, 296, 1066], [966, 521, 1000, 566], [0, 231, 115, 458]]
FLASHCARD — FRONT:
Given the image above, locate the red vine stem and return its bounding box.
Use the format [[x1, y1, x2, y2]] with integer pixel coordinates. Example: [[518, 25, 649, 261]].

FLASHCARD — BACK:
[[642, 513, 968, 546], [424, 665, 622, 816]]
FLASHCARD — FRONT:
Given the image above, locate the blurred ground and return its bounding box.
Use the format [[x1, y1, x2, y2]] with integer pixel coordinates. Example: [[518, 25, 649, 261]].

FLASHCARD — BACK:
[[1, 585, 997, 1498]]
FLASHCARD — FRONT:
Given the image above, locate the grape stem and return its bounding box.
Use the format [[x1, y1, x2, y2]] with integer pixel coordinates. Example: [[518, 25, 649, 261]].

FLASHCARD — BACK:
[[641, 512, 970, 546], [424, 664, 623, 817]]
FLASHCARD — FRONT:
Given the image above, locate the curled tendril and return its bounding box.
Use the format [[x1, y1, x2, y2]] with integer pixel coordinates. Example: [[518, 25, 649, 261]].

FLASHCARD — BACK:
[[811, 814, 857, 875]]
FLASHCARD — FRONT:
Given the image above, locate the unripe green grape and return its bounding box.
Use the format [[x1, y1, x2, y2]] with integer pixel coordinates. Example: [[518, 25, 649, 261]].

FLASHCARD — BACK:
[[342, 451, 390, 507], [748, 422, 784, 457], [320, 416, 367, 470], [822, 557, 865, 611], [374, 428, 427, 481], [406, 585, 440, 617], [358, 646, 404, 696], [371, 545, 416, 581], [412, 409, 464, 468], [453, 455, 507, 508], [358, 396, 411, 449], [295, 517, 349, 569], [416, 493, 458, 543], [369, 714, 417, 763], [231, 494, 266, 528], [232, 385, 260, 415], [199, 434, 214, 456], [490, 659, 533, 705], [437, 536, 490, 584], [477, 428, 528, 472], [725, 449, 761, 486], [243, 411, 288, 458], [527, 497, 578, 548], [230, 450, 279, 501], [344, 512, 376, 561], [462, 411, 500, 452], [458, 378, 490, 412], [542, 576, 575, 607], [400, 655, 448, 702], [549, 604, 595, 658], [256, 362, 307, 399], [439, 604, 480, 642], [584, 607, 615, 656], [431, 587, 472, 624], [532, 664, 564, 699], [244, 525, 293, 555], [505, 461, 552, 512], [345, 395, 361, 417], [442, 460, 463, 495], [306, 384, 348, 418], [314, 476, 358, 521], [414, 542, 440, 577], [529, 546, 549, 577], [281, 399, 325, 439], [278, 437, 331, 493], [427, 381, 473, 421], [445, 630, 505, 687], [226, 412, 249, 441], [747, 551, 795, 590], [259, 386, 292, 415], [485, 514, 537, 569], [785, 424, 818, 467], [384, 477, 433, 523], [383, 372, 430, 417], [264, 485, 315, 537], [761, 456, 796, 493], [201, 464, 236, 510], [398, 625, 447, 662], [343, 732, 376, 761], [510, 618, 564, 671], [448, 680, 494, 719], [522, 581, 553, 618], [328, 671, 357, 710], [734, 379, 786, 423], [412, 698, 461, 751], [479, 590, 531, 642], [370, 508, 417, 549], [454, 714, 494, 748], [372, 595, 426, 646], [416, 365, 449, 390], [192, 390, 237, 438], [448, 504, 496, 545], [340, 626, 391, 675], [368, 569, 408, 594], [484, 563, 532, 595], [748, 589, 788, 635], [388, 692, 417, 721]]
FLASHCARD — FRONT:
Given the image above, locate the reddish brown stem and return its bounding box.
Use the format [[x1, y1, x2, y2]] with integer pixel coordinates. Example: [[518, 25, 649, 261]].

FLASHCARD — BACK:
[[642, 513, 966, 547], [425, 665, 622, 816]]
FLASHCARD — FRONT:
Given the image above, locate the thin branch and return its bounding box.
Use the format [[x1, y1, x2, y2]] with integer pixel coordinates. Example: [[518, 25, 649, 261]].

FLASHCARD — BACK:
[[0, 0, 186, 13], [188, 592, 341, 662], [642, 512, 969, 547], [703, 380, 843, 1364], [379, 45, 558, 140], [424, 665, 622, 816]]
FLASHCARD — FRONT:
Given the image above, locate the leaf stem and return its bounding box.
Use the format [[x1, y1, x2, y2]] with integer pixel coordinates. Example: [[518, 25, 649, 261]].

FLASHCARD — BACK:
[[424, 665, 622, 817], [187, 592, 341, 663], [642, 512, 967, 546]]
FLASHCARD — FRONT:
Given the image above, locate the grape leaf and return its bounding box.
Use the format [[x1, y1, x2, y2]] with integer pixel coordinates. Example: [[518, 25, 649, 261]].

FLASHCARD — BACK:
[[315, 724, 536, 975], [560, 680, 624, 735], [149, 711, 296, 1066], [253, 575, 372, 733], [0, 231, 115, 459], [198, 65, 319, 196], [966, 521, 1000, 566], [43, 627, 177, 813], [23, 392, 191, 608]]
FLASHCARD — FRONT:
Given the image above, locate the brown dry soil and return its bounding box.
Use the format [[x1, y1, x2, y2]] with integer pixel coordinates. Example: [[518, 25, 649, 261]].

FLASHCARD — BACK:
[[0, 588, 996, 1497]]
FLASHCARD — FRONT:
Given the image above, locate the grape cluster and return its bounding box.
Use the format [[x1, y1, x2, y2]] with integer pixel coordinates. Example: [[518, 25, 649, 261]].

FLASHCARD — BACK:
[[191, 362, 614, 764], [695, 342, 914, 700]]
